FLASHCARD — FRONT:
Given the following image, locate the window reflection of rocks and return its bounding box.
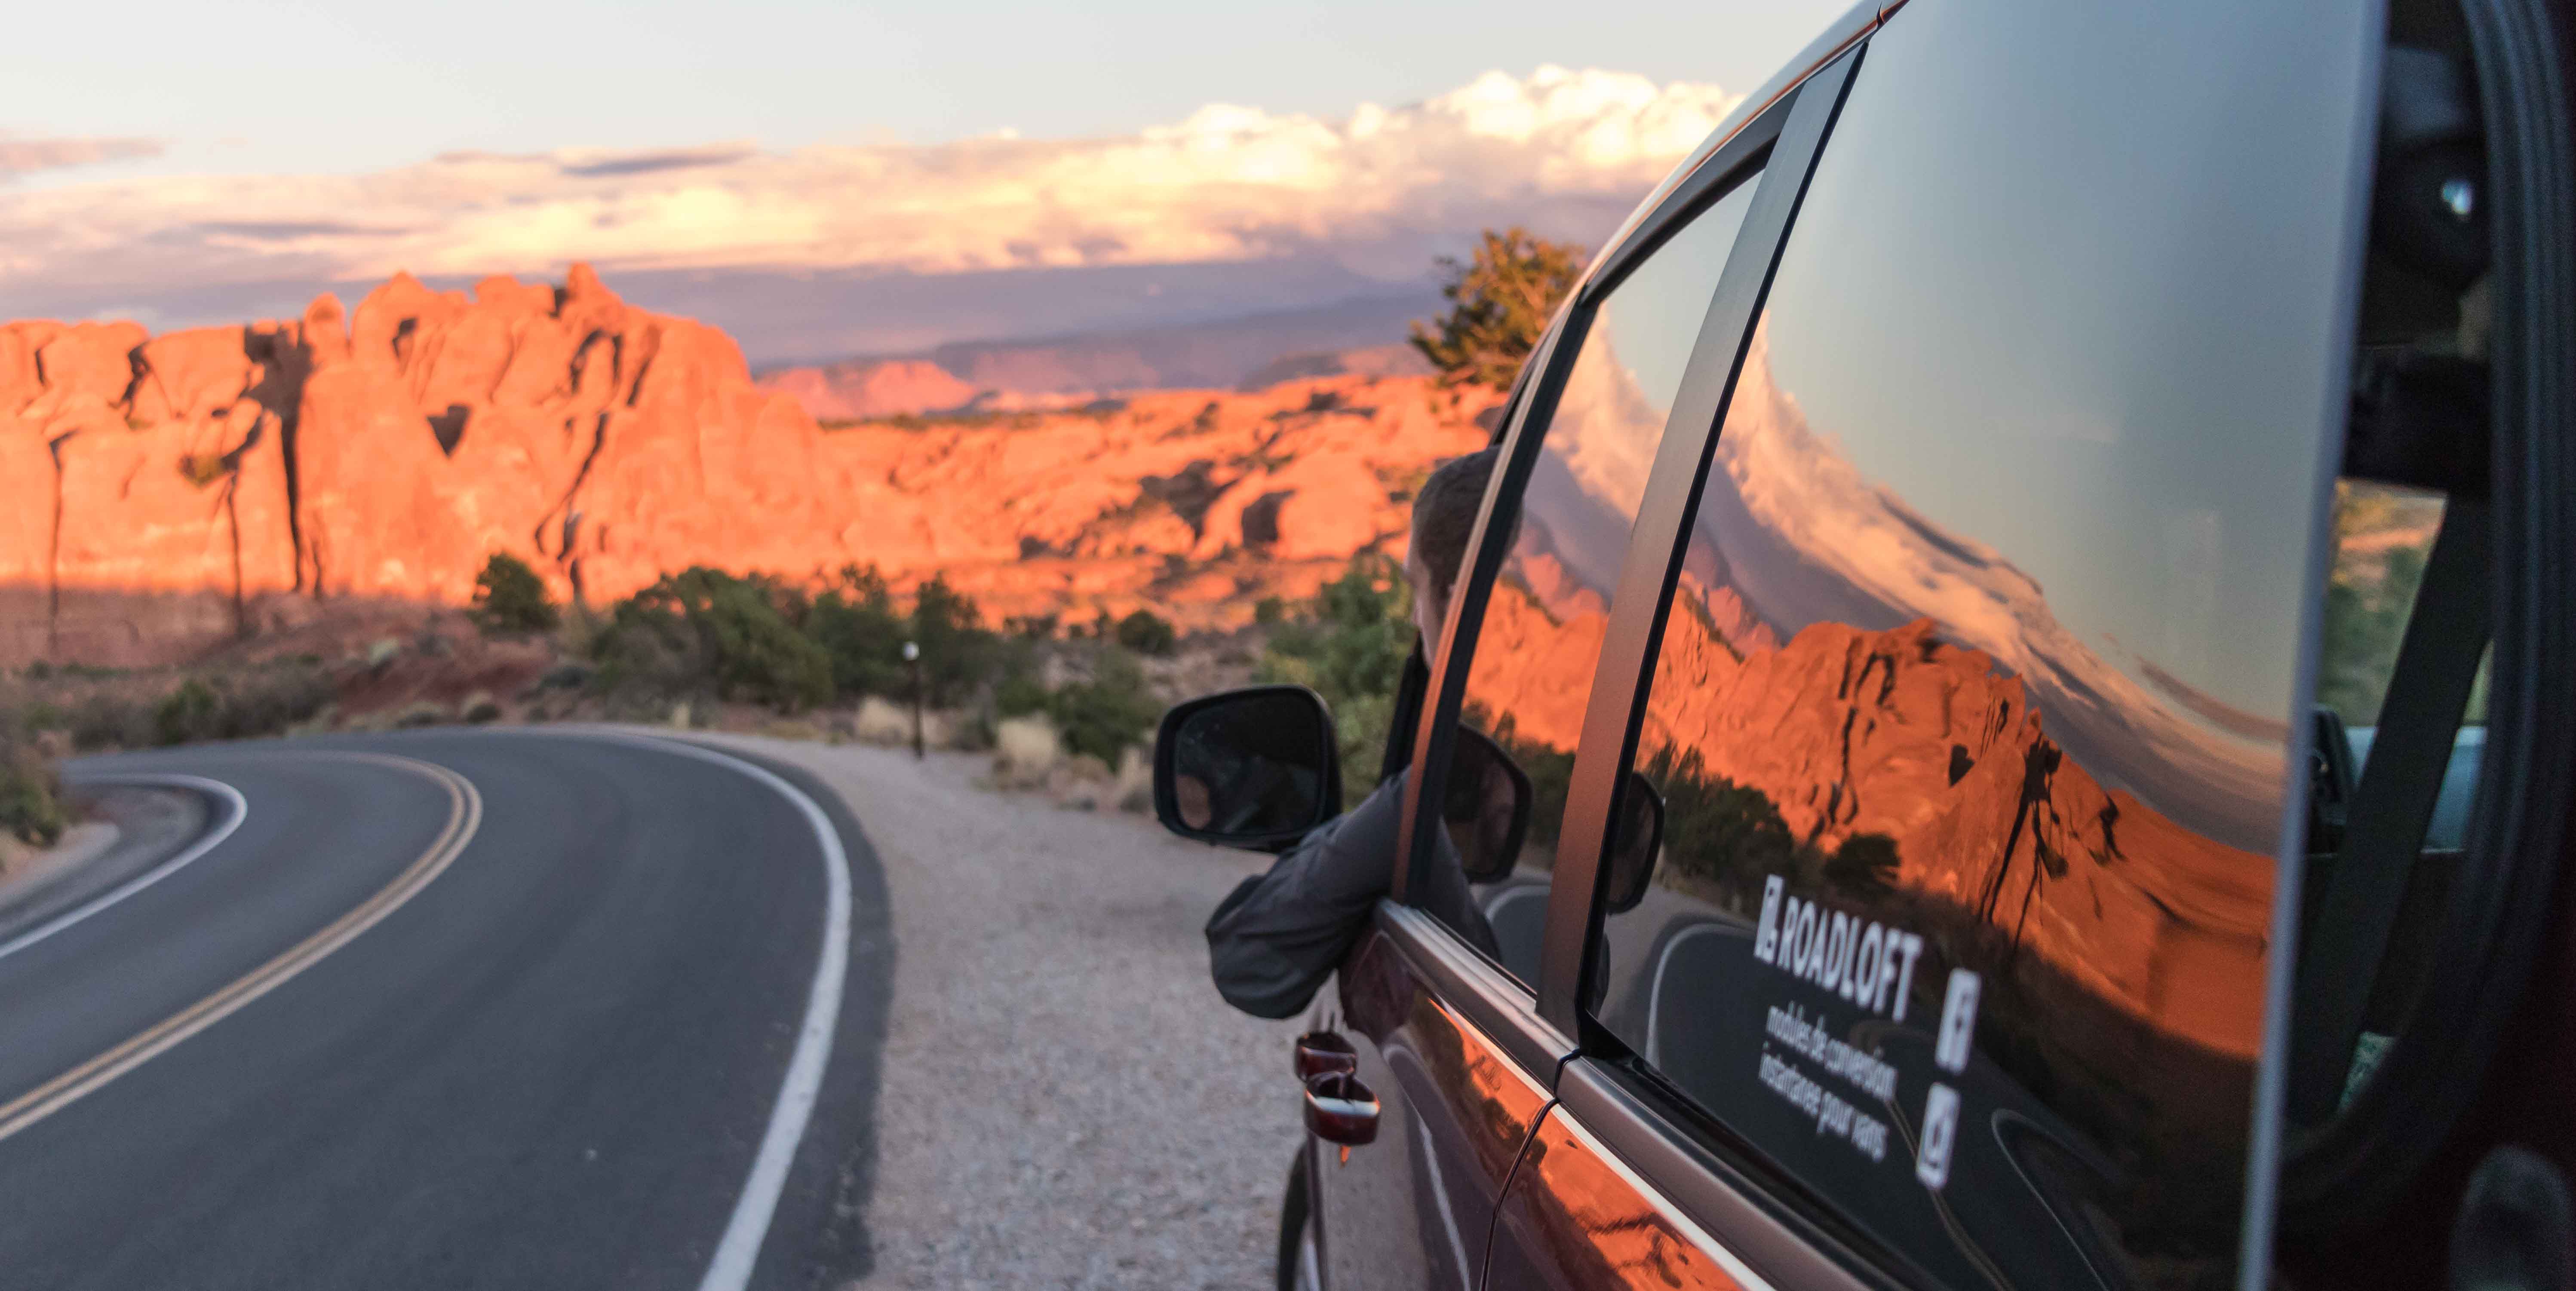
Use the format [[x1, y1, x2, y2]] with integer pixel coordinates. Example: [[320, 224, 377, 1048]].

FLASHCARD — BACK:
[[1432, 175, 1761, 987]]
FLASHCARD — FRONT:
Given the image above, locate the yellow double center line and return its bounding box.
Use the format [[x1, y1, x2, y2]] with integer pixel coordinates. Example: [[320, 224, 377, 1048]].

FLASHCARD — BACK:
[[0, 751, 483, 1146]]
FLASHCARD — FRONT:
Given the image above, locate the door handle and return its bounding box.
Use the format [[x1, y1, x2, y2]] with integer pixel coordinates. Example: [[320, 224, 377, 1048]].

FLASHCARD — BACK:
[[1294, 1030, 1358, 1079], [1305, 1072, 1379, 1146]]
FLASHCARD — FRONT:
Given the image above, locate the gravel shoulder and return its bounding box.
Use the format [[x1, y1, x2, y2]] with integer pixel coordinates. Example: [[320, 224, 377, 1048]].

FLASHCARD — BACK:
[[680, 734, 1302, 1291]]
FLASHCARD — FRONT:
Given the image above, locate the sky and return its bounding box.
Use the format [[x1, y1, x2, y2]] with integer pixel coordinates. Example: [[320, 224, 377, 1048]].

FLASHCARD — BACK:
[[0, 0, 1845, 361]]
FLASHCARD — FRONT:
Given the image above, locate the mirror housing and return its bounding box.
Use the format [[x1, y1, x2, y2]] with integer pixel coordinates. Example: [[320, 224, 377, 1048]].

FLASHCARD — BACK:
[[1601, 771, 1666, 915], [1445, 727, 1532, 883], [1154, 685, 1342, 850]]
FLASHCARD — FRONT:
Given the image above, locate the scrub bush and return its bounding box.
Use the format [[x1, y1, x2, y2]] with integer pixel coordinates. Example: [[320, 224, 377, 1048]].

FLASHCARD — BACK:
[[1254, 553, 1415, 800], [592, 567, 833, 713], [0, 740, 67, 847], [468, 552, 560, 635], [1113, 609, 1177, 656], [1044, 648, 1164, 766]]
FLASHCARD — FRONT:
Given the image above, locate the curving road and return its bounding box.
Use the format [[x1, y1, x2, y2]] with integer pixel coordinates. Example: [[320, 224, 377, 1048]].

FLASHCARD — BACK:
[[0, 730, 891, 1291]]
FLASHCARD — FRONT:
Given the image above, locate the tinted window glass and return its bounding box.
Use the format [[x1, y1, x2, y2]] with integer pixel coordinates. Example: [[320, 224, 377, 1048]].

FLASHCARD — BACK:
[[1590, 2, 2375, 1285], [1420, 174, 1760, 987], [2304, 479, 2490, 1111]]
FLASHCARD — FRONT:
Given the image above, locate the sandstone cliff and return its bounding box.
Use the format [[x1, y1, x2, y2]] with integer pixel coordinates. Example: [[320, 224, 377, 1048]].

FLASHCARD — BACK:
[[1, 267, 1495, 667]]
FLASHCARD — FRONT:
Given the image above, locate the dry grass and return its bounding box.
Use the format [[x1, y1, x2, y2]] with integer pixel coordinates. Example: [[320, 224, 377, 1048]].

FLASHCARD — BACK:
[[991, 715, 1063, 788], [853, 696, 955, 749]]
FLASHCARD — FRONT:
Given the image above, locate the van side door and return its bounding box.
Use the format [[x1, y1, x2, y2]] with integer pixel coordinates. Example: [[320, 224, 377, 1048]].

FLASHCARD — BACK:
[[1488, 0, 2388, 1287]]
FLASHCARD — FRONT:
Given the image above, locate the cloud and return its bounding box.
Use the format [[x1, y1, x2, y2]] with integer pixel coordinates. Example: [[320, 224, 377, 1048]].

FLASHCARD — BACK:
[[553, 142, 761, 178], [0, 133, 163, 178], [0, 67, 1738, 311]]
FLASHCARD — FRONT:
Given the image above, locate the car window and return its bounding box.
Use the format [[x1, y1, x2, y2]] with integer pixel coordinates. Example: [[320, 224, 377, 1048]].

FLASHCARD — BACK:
[[2300, 478, 2491, 1113], [1416, 172, 1762, 989], [1586, 1, 2377, 1286]]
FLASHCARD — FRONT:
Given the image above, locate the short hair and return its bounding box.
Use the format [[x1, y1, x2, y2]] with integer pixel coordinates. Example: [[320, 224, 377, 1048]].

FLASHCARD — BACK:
[[1409, 447, 1501, 601]]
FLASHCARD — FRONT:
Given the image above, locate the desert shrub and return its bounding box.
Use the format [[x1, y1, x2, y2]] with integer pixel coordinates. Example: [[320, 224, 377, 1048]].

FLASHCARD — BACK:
[[809, 566, 1011, 706], [1114, 608, 1177, 656], [592, 567, 832, 712], [226, 666, 335, 737], [1, 740, 68, 847], [147, 667, 336, 747], [69, 693, 154, 751], [1044, 648, 1164, 766], [1409, 227, 1586, 387], [1254, 553, 1415, 800], [469, 552, 560, 635], [1253, 596, 1288, 626], [909, 574, 1004, 705], [993, 664, 1050, 721], [156, 678, 222, 745], [807, 564, 911, 699]]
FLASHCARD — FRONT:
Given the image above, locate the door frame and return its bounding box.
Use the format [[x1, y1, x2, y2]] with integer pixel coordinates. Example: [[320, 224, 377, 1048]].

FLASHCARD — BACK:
[[1389, 43, 1866, 1048]]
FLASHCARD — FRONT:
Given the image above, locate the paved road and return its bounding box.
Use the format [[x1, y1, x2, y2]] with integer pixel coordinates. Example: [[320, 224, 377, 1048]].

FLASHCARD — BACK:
[[0, 730, 890, 1291]]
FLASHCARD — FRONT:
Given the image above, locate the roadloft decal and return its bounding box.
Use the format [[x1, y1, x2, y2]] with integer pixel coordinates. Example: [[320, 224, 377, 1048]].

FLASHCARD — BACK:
[[1762, 1004, 1893, 1162], [1747, 875, 1984, 1193], [1753, 875, 1926, 1021]]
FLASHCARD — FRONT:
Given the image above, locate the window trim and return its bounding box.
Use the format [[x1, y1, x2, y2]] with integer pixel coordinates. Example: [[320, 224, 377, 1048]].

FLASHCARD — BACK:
[[1391, 47, 1862, 1037], [1535, 49, 1862, 1036]]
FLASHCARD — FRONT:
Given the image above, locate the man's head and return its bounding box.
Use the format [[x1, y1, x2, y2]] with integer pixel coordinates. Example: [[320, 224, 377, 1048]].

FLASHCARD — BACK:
[[1404, 446, 1501, 651]]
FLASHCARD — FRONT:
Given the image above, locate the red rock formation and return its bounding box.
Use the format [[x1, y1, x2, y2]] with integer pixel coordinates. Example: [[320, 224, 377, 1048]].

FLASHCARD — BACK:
[[754, 358, 978, 422], [1, 267, 1495, 666]]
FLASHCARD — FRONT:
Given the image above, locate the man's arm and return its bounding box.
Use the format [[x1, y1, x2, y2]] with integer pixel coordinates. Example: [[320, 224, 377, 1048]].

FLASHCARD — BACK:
[[1204, 770, 1498, 1019]]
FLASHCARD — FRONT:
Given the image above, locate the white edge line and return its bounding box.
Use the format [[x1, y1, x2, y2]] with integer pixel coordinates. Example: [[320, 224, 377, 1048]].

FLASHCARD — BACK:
[[536, 731, 852, 1291], [0, 774, 249, 963], [1412, 1111, 1475, 1291]]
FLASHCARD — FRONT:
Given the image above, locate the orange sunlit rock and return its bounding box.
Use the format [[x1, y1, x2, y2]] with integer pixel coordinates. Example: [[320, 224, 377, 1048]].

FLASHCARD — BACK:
[[1, 267, 1495, 666]]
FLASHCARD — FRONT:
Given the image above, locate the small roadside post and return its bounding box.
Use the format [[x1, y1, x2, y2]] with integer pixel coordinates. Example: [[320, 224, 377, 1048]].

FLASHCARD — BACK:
[[902, 640, 924, 760]]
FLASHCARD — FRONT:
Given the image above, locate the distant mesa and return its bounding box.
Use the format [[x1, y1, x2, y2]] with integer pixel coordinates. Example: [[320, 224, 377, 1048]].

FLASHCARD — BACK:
[[753, 295, 1435, 421], [757, 358, 978, 422], [1235, 345, 1434, 393], [1, 266, 1495, 669]]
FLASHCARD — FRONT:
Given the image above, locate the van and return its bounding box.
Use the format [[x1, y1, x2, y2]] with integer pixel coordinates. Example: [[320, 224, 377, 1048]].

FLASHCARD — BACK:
[[1156, 0, 2574, 1287]]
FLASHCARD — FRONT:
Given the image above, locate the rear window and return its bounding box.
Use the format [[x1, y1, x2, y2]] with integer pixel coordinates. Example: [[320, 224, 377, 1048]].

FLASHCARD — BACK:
[[1586, 2, 2379, 1286]]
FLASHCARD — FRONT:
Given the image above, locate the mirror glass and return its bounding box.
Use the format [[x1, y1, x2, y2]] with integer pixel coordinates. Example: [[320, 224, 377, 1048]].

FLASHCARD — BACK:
[[1159, 687, 1336, 845], [1600, 771, 1664, 915], [1445, 727, 1532, 883]]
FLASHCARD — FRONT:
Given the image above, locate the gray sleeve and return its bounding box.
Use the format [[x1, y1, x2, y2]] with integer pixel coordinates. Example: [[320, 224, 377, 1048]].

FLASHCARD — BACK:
[[1204, 770, 1499, 1019]]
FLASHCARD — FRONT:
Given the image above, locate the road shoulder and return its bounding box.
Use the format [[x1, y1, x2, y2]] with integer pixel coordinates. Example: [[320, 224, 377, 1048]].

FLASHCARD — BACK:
[[668, 731, 1302, 1291]]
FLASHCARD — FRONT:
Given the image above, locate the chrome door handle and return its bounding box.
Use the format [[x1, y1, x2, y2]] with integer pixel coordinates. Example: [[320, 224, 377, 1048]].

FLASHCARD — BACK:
[[1304, 1072, 1379, 1146], [1294, 1030, 1358, 1080]]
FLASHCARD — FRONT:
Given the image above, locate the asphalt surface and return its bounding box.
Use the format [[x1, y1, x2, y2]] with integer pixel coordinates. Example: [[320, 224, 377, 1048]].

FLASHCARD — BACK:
[[0, 730, 890, 1291]]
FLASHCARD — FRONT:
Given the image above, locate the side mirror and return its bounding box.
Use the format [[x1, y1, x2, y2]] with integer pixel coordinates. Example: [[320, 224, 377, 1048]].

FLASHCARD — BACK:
[[1446, 727, 1532, 883], [1154, 685, 1342, 850], [1601, 771, 1665, 915]]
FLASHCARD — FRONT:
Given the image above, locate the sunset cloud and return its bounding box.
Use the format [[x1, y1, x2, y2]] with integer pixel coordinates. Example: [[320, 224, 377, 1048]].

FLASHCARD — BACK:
[[0, 67, 1739, 312], [0, 133, 163, 178]]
